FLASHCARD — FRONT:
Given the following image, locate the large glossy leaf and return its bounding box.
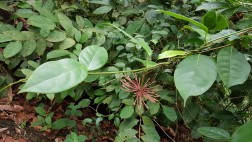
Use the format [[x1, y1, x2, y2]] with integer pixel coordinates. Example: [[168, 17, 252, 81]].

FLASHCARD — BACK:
[[231, 120, 252, 142], [217, 47, 250, 88], [198, 127, 230, 140], [174, 54, 217, 106], [79, 45, 108, 71], [19, 59, 87, 94], [157, 10, 208, 32], [3, 41, 22, 58]]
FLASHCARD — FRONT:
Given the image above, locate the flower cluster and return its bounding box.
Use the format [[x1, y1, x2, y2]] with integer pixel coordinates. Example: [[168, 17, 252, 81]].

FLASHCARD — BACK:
[[120, 74, 159, 108]]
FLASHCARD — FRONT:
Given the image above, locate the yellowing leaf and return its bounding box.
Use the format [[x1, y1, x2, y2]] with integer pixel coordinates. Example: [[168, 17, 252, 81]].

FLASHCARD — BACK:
[[158, 50, 187, 59]]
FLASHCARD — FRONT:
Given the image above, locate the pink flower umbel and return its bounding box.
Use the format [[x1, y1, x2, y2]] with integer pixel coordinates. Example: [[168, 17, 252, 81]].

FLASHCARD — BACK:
[[120, 74, 159, 108]]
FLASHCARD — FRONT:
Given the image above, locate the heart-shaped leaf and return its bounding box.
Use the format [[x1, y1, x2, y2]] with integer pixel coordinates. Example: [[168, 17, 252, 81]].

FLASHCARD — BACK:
[[79, 45, 108, 71], [174, 54, 217, 106], [217, 47, 250, 88], [20, 59, 87, 94]]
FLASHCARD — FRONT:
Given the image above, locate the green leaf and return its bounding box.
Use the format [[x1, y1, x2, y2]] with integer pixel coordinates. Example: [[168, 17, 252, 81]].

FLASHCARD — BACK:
[[157, 10, 208, 32], [46, 50, 71, 60], [58, 13, 73, 33], [3, 30, 27, 41], [46, 93, 55, 100], [52, 118, 76, 130], [0, 1, 13, 11], [203, 10, 217, 30], [93, 6, 112, 15], [79, 31, 92, 44], [3, 41, 22, 58], [21, 39, 36, 57], [19, 59, 87, 94], [35, 107, 46, 116], [59, 38, 76, 50], [120, 105, 134, 119], [196, 2, 230, 11], [27, 15, 56, 30], [149, 103, 160, 115], [79, 45, 108, 71], [106, 23, 152, 56], [231, 120, 252, 142], [32, 1, 57, 22], [212, 14, 228, 31], [76, 16, 85, 29], [126, 20, 143, 35], [46, 31, 66, 42], [141, 116, 160, 142], [217, 47, 250, 88], [15, 9, 36, 18], [158, 50, 187, 59], [174, 54, 217, 106], [162, 106, 177, 122], [198, 127, 230, 140], [36, 39, 47, 56], [0, 34, 12, 43]]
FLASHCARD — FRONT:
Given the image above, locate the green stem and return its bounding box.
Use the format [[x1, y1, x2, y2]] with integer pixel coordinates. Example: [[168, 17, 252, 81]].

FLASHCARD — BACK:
[[88, 61, 172, 75], [0, 78, 27, 92], [193, 26, 252, 52]]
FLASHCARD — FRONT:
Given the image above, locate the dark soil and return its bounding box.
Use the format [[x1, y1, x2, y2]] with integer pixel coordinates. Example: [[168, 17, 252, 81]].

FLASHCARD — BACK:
[[0, 94, 200, 142]]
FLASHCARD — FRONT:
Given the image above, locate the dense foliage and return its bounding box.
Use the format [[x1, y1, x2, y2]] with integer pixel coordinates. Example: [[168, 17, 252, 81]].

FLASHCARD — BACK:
[[0, 0, 252, 141]]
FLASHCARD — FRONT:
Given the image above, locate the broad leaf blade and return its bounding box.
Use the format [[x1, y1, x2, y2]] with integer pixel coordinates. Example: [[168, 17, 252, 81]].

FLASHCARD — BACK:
[[174, 54, 217, 106], [3, 41, 22, 58], [93, 6, 112, 15], [79, 45, 108, 71], [162, 106, 177, 122], [231, 120, 252, 142], [58, 13, 73, 33], [20, 59, 87, 94], [198, 127, 230, 140], [217, 47, 250, 88], [120, 105, 134, 119], [27, 15, 56, 30]]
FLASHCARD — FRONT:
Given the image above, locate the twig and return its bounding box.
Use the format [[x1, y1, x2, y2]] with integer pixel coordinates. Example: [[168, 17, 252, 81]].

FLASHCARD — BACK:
[[153, 119, 176, 142]]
